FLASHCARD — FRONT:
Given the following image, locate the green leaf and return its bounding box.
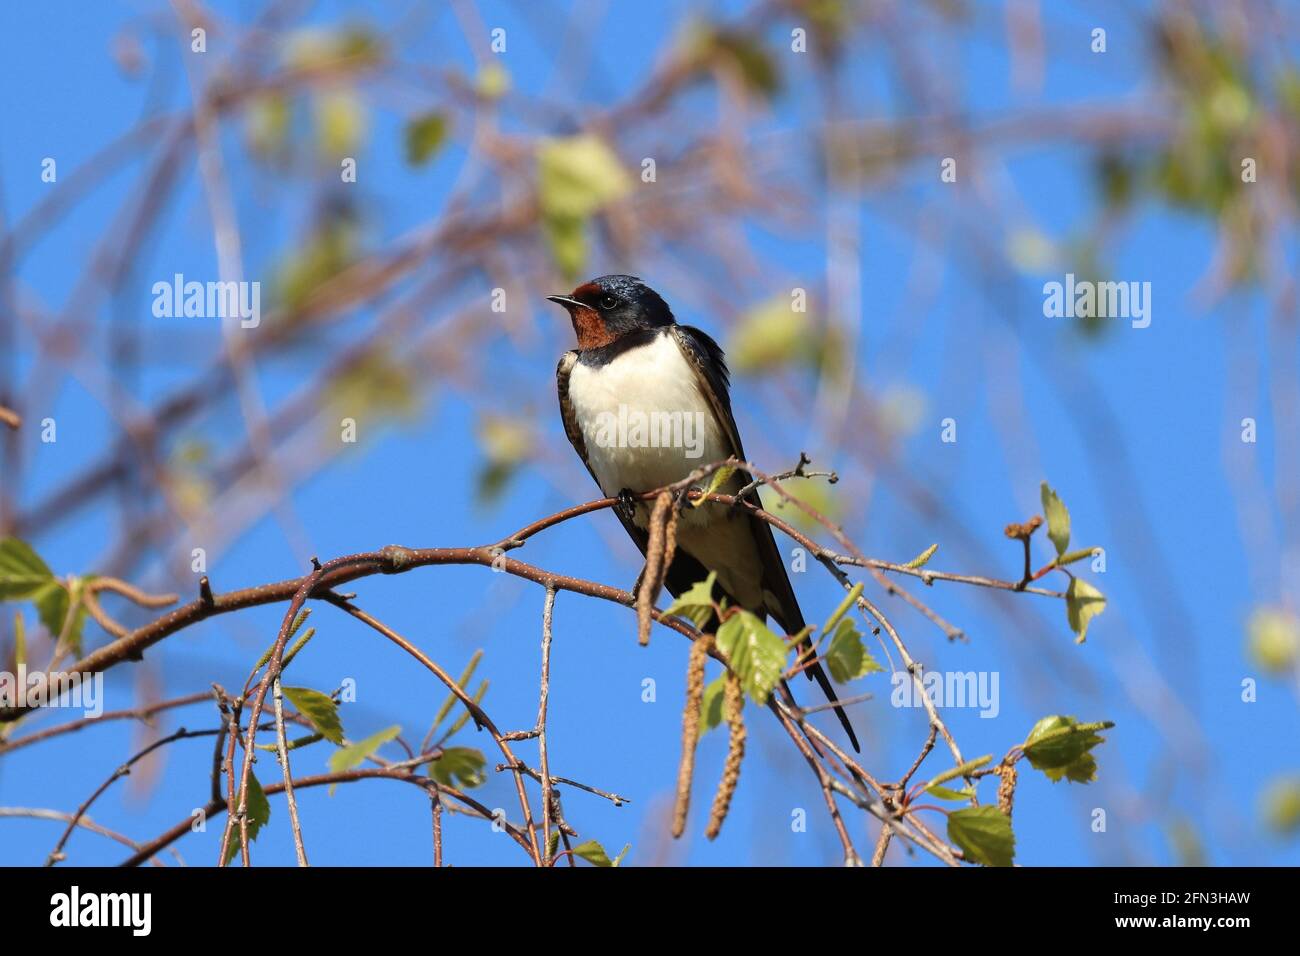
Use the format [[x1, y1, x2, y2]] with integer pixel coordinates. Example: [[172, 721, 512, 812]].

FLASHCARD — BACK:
[[1093, 151, 1135, 210], [284, 25, 383, 71], [245, 92, 291, 162], [324, 347, 418, 424], [428, 746, 487, 789], [54, 579, 88, 654], [404, 111, 448, 166], [224, 773, 271, 864], [475, 415, 533, 505], [822, 617, 883, 683], [1166, 816, 1206, 867], [1023, 715, 1111, 783], [256, 732, 324, 753], [692, 465, 735, 508], [478, 416, 533, 468], [541, 213, 586, 280], [726, 297, 815, 374], [328, 725, 402, 789], [700, 675, 726, 731], [761, 476, 843, 534], [282, 686, 345, 745], [877, 384, 927, 438], [1065, 577, 1106, 643], [925, 784, 975, 801], [12, 612, 25, 667], [819, 582, 863, 637], [1054, 547, 1097, 569], [684, 26, 781, 99], [1057, 753, 1098, 783], [948, 806, 1015, 867], [924, 755, 993, 790], [536, 133, 628, 280], [664, 572, 718, 629], [537, 134, 630, 220], [476, 62, 510, 99], [1262, 774, 1300, 835], [429, 650, 484, 738], [33, 581, 69, 640], [273, 208, 358, 314], [1247, 607, 1300, 674], [572, 839, 630, 867], [443, 679, 489, 739], [32, 580, 66, 639], [1040, 482, 1070, 557], [715, 609, 787, 703], [0, 538, 55, 600], [314, 88, 366, 158], [1007, 227, 1058, 273]]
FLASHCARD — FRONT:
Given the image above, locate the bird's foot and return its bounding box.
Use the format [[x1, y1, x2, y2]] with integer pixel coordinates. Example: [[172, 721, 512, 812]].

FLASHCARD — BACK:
[[616, 487, 639, 522], [674, 486, 698, 516]]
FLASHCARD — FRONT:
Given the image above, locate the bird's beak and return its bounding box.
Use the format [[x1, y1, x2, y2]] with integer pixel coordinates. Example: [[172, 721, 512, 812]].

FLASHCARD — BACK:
[[546, 294, 583, 309]]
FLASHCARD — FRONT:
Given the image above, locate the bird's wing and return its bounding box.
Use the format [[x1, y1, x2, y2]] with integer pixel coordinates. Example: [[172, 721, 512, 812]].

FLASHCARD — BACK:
[[669, 324, 805, 631], [555, 352, 598, 486], [669, 325, 861, 752]]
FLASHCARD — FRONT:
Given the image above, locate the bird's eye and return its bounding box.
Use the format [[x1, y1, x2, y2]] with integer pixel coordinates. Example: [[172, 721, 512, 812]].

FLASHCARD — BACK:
[[599, 295, 617, 310]]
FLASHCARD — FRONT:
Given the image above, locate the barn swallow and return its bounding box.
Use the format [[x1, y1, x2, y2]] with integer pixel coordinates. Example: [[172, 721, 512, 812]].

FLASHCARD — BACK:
[[549, 274, 860, 752]]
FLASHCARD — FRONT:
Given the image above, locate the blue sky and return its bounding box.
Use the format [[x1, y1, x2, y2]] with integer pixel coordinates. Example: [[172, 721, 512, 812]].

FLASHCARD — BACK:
[[1, 0, 1297, 867]]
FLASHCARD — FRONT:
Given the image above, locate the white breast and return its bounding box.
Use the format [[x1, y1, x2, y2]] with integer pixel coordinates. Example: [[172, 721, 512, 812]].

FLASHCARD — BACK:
[[566, 330, 772, 613], [566, 330, 732, 503]]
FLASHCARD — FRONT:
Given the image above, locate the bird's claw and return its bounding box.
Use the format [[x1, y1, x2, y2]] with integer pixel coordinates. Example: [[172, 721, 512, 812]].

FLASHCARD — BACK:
[[616, 487, 638, 522]]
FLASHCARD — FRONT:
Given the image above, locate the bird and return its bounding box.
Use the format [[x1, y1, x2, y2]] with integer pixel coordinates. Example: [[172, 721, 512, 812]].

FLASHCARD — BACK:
[[548, 274, 860, 752]]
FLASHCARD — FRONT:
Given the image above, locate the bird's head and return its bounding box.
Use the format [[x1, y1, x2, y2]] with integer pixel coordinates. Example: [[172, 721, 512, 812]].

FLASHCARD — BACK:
[[547, 274, 675, 350]]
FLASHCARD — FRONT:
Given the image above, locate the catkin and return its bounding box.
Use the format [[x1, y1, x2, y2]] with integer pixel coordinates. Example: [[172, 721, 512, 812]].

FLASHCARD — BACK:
[[705, 671, 746, 840], [997, 762, 1018, 820], [638, 492, 676, 646], [672, 633, 713, 837]]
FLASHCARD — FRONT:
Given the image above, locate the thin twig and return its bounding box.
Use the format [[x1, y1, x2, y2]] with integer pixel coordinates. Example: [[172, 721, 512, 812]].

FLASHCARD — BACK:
[[272, 676, 308, 866], [323, 594, 543, 866], [495, 762, 632, 807], [45, 723, 253, 866], [871, 823, 892, 867], [0, 807, 167, 865], [0, 691, 209, 756], [119, 760, 533, 868], [432, 795, 443, 867], [538, 586, 556, 862]]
